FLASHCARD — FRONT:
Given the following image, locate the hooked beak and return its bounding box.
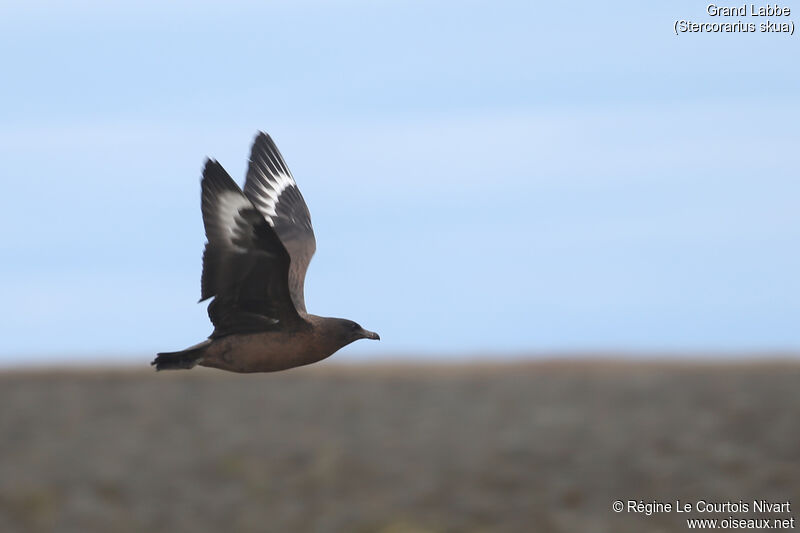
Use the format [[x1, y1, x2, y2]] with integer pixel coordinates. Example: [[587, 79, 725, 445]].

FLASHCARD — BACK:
[[361, 328, 380, 341]]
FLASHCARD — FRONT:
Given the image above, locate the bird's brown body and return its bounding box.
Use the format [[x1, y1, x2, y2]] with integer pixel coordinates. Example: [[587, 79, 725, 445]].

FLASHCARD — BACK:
[[153, 132, 378, 373], [198, 316, 347, 373]]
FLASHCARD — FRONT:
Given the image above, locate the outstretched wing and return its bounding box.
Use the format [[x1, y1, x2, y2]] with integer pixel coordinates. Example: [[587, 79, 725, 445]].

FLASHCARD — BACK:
[[200, 159, 303, 337], [243, 132, 316, 313]]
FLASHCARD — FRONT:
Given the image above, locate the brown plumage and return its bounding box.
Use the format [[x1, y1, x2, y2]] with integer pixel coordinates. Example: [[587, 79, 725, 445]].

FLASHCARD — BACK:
[[152, 132, 379, 373]]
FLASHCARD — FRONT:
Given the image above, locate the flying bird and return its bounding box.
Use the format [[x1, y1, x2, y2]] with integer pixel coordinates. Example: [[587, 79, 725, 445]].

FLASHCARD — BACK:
[[153, 132, 379, 373]]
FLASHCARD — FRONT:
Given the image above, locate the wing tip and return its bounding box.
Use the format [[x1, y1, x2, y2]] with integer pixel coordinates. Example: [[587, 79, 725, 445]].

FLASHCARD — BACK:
[[251, 131, 282, 158], [254, 130, 271, 143], [201, 159, 241, 195], [202, 158, 222, 175]]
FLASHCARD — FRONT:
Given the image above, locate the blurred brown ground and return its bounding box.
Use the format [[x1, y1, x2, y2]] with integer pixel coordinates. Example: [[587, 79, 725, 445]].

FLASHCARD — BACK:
[[1, 359, 798, 533]]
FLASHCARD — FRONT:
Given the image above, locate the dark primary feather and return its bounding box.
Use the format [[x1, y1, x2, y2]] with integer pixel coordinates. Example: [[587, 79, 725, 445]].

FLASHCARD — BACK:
[[243, 132, 316, 313], [199, 159, 303, 337]]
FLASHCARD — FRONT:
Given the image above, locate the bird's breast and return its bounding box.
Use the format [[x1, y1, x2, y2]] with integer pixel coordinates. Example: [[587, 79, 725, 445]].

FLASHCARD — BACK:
[[199, 329, 334, 373]]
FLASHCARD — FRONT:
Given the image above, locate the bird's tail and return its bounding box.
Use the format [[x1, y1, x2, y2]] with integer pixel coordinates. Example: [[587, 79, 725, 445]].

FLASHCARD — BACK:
[[151, 340, 211, 371]]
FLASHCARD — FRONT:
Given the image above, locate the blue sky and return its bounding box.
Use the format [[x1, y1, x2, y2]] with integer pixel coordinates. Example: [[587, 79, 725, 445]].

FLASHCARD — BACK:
[[1, 1, 798, 363]]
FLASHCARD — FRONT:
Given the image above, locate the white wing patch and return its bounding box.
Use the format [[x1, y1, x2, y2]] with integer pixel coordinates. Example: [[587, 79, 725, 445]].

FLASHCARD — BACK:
[[252, 168, 295, 225], [217, 191, 253, 251]]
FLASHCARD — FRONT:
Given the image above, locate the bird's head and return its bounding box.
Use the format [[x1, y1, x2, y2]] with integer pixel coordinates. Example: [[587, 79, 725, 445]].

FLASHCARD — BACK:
[[332, 318, 380, 347]]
